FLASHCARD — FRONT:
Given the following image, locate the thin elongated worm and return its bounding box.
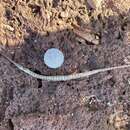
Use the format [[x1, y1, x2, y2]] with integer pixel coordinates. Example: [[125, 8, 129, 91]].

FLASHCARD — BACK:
[[1, 53, 130, 81]]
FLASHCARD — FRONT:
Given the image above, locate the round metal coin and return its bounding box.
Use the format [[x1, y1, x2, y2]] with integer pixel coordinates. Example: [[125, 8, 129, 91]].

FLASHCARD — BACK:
[[44, 48, 64, 69]]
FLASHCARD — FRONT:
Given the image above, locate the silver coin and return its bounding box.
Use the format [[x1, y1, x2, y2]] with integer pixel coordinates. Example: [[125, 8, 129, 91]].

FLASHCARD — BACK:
[[44, 48, 64, 69]]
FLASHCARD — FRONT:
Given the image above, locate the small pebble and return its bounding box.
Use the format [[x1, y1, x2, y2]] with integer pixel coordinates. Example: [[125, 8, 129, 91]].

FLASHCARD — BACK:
[[87, 0, 102, 9], [60, 11, 69, 18]]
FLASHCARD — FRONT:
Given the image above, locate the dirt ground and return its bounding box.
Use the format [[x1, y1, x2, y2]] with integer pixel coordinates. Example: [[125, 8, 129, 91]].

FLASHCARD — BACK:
[[0, 0, 130, 130]]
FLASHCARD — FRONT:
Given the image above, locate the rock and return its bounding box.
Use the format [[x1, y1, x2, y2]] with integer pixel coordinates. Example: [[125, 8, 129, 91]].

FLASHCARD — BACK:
[[87, 0, 102, 9], [60, 11, 69, 18]]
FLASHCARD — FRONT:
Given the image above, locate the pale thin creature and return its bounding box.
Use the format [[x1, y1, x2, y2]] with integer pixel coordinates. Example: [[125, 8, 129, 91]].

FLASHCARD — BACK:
[[1, 53, 130, 81]]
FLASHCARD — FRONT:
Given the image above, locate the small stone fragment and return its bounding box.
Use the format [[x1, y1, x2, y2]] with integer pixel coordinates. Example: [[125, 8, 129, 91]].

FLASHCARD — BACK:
[[109, 111, 129, 130], [80, 95, 105, 111], [60, 11, 69, 18], [125, 30, 130, 44], [2, 24, 15, 32], [87, 0, 102, 9], [0, 35, 7, 46]]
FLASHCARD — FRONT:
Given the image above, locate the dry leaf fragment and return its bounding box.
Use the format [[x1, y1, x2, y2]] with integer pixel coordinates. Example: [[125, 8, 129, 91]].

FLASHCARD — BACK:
[[72, 24, 100, 45]]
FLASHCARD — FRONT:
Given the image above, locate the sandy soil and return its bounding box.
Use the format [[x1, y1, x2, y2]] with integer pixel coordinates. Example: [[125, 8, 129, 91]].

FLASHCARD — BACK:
[[0, 0, 130, 130]]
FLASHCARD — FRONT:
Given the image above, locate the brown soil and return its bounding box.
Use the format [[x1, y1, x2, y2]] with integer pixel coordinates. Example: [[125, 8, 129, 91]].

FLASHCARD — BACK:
[[0, 0, 130, 130]]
